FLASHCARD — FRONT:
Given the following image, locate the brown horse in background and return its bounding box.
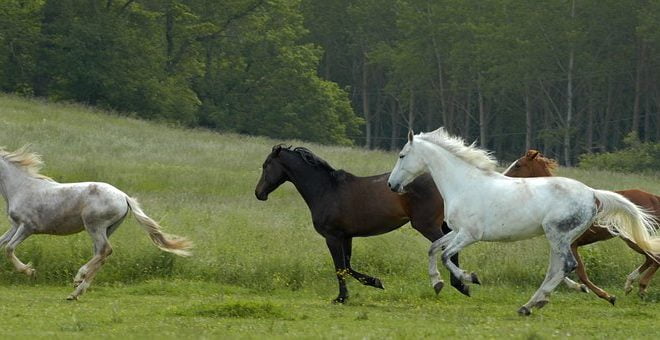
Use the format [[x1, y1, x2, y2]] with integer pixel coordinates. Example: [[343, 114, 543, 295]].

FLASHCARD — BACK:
[[504, 150, 660, 304], [255, 145, 469, 303]]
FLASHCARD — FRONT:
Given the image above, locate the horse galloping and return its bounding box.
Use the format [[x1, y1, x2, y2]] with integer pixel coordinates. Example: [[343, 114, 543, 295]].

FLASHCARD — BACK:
[[255, 145, 469, 303], [504, 149, 660, 302], [0, 146, 193, 300], [387, 128, 660, 315]]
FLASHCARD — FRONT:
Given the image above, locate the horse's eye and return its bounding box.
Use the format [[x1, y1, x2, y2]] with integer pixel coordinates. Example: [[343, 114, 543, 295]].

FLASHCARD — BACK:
[[515, 163, 521, 168], [399, 154, 405, 159]]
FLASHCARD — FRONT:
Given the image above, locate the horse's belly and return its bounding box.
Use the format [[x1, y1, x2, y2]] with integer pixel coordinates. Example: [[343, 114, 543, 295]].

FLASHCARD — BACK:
[[479, 223, 544, 242]]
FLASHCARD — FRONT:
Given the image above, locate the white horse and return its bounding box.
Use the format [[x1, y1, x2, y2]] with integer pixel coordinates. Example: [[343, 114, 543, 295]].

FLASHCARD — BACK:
[[0, 146, 192, 300], [387, 128, 660, 315]]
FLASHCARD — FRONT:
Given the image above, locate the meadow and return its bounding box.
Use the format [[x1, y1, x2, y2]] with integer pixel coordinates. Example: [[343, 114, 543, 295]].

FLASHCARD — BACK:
[[0, 94, 659, 338]]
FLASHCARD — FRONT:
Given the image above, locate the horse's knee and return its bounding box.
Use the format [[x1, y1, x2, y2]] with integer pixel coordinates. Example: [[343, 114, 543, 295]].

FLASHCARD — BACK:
[[564, 257, 577, 273]]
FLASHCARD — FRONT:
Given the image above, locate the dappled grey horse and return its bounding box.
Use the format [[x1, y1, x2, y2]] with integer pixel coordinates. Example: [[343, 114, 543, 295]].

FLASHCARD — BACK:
[[0, 146, 192, 299]]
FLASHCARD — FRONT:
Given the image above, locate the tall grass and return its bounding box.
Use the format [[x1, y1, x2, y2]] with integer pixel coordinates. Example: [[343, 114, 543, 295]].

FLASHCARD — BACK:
[[0, 93, 659, 293]]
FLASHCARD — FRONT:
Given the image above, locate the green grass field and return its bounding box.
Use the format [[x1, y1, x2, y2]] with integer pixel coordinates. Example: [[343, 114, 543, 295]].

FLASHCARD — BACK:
[[0, 94, 659, 338]]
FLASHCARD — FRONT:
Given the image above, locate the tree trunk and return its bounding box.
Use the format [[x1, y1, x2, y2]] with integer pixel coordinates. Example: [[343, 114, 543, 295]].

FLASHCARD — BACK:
[[563, 0, 576, 166], [464, 91, 471, 141], [599, 81, 613, 151], [525, 86, 532, 151], [632, 41, 646, 136], [362, 52, 371, 149], [586, 93, 594, 153], [390, 98, 399, 151], [478, 77, 487, 148], [643, 99, 650, 142], [408, 89, 415, 129]]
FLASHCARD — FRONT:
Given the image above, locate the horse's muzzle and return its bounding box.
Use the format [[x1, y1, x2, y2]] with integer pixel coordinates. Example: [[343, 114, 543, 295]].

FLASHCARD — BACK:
[[388, 181, 402, 193], [255, 190, 268, 201]]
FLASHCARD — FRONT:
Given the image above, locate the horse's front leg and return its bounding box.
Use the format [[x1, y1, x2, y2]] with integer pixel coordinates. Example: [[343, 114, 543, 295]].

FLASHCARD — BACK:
[[434, 231, 479, 285], [325, 237, 350, 303], [4, 223, 35, 276], [342, 238, 384, 289]]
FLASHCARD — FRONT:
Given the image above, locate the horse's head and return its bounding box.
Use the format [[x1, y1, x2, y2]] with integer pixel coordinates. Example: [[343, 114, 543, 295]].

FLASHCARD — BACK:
[[503, 149, 556, 178], [388, 130, 427, 193], [255, 144, 290, 201]]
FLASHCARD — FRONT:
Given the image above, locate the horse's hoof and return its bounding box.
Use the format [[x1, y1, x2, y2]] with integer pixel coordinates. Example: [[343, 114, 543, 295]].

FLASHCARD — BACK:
[[470, 272, 481, 285], [637, 291, 647, 300], [332, 296, 347, 304], [66, 295, 78, 301], [459, 284, 471, 297], [517, 306, 531, 316], [608, 295, 617, 305], [624, 285, 633, 295], [580, 285, 589, 293], [534, 300, 549, 309], [433, 281, 444, 295], [373, 278, 385, 290]]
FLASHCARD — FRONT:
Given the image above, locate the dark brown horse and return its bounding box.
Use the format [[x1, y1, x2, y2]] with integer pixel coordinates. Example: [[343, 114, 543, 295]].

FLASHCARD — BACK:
[[255, 145, 469, 303], [504, 150, 660, 303]]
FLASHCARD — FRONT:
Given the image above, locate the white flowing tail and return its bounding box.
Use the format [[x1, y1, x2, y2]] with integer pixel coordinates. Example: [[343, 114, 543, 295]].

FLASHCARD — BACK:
[[125, 196, 193, 256], [594, 190, 660, 254]]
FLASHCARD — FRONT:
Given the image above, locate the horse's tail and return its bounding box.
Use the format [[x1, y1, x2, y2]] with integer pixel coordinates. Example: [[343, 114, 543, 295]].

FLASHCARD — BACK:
[[593, 189, 660, 254], [125, 196, 193, 257]]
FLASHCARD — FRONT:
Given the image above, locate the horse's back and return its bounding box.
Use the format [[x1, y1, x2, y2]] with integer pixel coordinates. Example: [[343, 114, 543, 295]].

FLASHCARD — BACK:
[[15, 181, 129, 235]]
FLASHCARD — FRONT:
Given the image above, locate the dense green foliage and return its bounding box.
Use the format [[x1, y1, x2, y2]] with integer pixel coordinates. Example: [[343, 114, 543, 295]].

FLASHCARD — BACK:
[[2, 1, 660, 162], [580, 134, 660, 173], [0, 0, 361, 145], [1, 94, 659, 337], [302, 0, 660, 164]]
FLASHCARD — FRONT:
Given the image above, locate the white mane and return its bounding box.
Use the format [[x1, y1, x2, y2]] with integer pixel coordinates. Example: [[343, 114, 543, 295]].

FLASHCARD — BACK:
[[417, 128, 497, 171]]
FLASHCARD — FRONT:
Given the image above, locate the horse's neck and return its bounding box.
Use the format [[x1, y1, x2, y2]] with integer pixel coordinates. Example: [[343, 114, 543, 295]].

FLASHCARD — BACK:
[[0, 161, 41, 204], [422, 142, 489, 203], [283, 158, 336, 208]]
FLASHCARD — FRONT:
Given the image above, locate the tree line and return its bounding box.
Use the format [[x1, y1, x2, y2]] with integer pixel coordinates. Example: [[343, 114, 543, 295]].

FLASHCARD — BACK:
[[1, 0, 659, 164]]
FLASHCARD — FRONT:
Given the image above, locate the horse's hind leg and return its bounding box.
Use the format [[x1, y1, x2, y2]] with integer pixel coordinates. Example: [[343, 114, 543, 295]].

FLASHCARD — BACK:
[[519, 223, 581, 316], [68, 229, 113, 300], [624, 257, 653, 295], [572, 242, 616, 304], [637, 260, 658, 298], [4, 224, 35, 276]]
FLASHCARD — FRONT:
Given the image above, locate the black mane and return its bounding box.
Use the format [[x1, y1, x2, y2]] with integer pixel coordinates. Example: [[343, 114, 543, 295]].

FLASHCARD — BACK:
[[273, 144, 348, 180]]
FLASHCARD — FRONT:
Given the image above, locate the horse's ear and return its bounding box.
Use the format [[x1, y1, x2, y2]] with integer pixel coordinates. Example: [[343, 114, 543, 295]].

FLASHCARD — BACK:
[[527, 150, 540, 160], [408, 130, 414, 142], [272, 144, 283, 156]]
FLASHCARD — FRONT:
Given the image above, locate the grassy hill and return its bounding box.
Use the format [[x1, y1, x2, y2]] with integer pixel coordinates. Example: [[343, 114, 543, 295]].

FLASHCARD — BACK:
[[0, 93, 659, 337]]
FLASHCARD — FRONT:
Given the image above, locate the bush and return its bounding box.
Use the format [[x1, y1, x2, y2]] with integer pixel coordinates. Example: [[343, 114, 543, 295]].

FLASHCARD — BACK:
[[579, 133, 660, 173]]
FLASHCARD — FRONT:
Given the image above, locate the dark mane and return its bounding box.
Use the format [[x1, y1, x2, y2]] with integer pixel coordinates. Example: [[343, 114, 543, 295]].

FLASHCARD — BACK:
[[293, 147, 337, 173], [272, 144, 347, 180]]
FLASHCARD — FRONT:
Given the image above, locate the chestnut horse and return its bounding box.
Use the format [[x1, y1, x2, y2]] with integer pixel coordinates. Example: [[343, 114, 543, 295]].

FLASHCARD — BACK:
[[504, 150, 660, 303], [255, 145, 468, 303]]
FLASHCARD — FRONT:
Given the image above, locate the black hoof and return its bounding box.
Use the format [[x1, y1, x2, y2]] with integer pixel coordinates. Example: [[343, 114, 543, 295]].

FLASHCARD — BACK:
[[434, 281, 444, 295], [608, 296, 617, 305], [517, 306, 531, 316], [580, 285, 588, 293], [458, 284, 471, 297], [373, 278, 385, 290], [470, 272, 481, 285], [332, 296, 348, 304]]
